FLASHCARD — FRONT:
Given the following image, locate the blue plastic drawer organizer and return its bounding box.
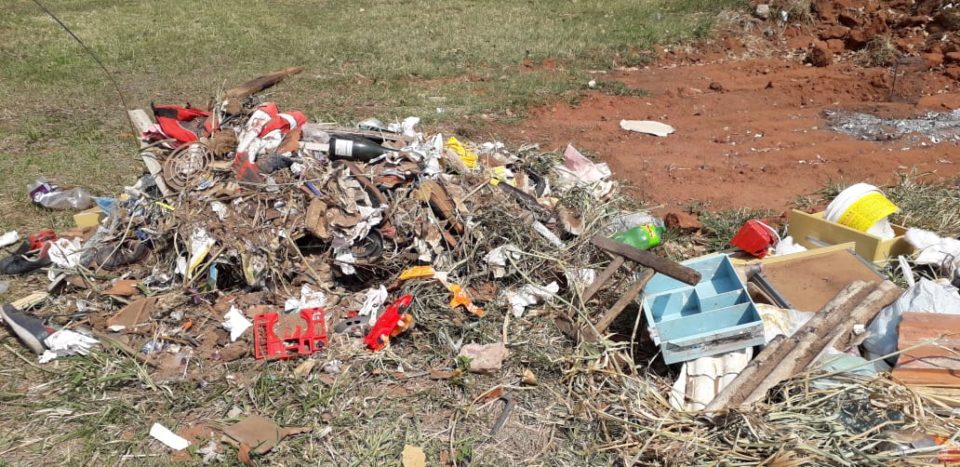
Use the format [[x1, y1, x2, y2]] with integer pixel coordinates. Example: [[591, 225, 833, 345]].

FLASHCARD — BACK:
[[642, 254, 763, 364]]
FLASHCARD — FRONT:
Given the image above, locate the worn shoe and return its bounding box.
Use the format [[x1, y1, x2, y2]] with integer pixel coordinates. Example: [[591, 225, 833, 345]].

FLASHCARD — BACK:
[[0, 234, 55, 276], [0, 304, 50, 355], [91, 241, 150, 270]]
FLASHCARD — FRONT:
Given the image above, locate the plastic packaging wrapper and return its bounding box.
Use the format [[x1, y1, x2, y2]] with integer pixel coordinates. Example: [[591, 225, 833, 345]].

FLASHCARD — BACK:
[[27, 177, 95, 211], [0, 231, 19, 249]]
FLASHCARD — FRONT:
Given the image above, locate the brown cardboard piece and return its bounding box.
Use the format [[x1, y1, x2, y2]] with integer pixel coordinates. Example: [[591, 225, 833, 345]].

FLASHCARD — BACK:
[[103, 279, 140, 297], [223, 415, 311, 455], [759, 248, 882, 312], [106, 296, 157, 331]]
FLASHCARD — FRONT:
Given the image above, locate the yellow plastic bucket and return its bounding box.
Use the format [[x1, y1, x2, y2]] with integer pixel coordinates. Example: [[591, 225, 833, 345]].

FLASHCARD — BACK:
[[837, 192, 898, 232], [824, 183, 898, 235]]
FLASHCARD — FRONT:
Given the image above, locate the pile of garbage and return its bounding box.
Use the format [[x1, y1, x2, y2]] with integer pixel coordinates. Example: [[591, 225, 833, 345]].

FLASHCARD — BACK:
[[2, 69, 960, 464], [0, 68, 627, 376]]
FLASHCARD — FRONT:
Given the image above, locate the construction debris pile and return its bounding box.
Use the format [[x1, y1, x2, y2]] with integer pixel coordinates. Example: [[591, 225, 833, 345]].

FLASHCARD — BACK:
[[2, 68, 960, 464]]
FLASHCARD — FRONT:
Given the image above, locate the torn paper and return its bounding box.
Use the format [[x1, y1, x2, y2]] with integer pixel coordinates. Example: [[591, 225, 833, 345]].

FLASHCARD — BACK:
[[223, 306, 252, 342], [484, 244, 522, 278], [150, 422, 191, 451]]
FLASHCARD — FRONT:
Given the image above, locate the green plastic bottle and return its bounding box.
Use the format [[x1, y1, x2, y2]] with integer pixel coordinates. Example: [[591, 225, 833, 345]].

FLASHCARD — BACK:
[[612, 224, 665, 250]]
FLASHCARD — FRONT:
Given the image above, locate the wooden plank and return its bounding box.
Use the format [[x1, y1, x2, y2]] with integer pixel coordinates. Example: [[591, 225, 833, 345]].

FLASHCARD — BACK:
[[591, 236, 701, 285], [742, 281, 900, 405], [127, 109, 172, 196], [223, 66, 304, 114], [595, 269, 654, 334], [11, 292, 49, 310], [581, 256, 625, 303], [892, 312, 960, 386], [706, 281, 872, 411]]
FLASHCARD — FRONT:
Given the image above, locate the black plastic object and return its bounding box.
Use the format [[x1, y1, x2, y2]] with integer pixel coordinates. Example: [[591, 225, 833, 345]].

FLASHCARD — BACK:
[[327, 136, 391, 162]]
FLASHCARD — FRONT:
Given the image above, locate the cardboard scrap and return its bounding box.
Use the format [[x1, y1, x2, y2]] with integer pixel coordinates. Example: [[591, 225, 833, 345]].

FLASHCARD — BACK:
[[107, 296, 157, 332], [459, 343, 509, 375], [402, 445, 427, 467], [619, 119, 675, 137], [223, 415, 311, 455], [103, 279, 140, 297]]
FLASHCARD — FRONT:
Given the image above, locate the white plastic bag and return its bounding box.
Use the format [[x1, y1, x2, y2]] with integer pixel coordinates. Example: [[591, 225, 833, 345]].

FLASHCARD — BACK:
[[863, 279, 960, 362]]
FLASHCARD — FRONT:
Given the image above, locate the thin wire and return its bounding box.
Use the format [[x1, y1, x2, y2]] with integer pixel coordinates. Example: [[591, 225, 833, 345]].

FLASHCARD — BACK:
[[31, 0, 138, 139]]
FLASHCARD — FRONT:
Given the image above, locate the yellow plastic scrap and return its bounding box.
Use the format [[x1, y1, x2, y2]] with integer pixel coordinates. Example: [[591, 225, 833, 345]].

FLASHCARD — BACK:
[[486, 166, 511, 186], [445, 137, 478, 169], [446, 283, 485, 317], [399, 266, 436, 281], [154, 201, 176, 211]]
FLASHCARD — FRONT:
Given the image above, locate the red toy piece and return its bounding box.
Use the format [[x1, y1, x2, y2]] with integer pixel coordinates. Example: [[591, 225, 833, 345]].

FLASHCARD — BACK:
[[28, 229, 57, 255], [364, 294, 414, 351], [253, 307, 328, 360], [730, 220, 776, 259]]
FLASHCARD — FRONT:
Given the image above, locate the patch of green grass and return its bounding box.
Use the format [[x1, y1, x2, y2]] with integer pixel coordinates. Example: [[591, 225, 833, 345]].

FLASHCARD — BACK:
[[886, 172, 960, 236], [690, 202, 775, 252]]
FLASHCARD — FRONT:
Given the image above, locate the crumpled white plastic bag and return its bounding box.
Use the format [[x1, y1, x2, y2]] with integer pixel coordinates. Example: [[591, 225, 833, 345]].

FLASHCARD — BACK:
[[48, 237, 84, 268], [756, 304, 814, 344], [864, 279, 960, 362], [39, 329, 99, 364], [505, 282, 559, 318], [906, 228, 960, 280], [484, 244, 522, 279]]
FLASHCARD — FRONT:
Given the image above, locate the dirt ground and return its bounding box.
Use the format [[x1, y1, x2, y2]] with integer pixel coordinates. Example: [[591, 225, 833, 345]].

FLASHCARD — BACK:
[[496, 1, 960, 211]]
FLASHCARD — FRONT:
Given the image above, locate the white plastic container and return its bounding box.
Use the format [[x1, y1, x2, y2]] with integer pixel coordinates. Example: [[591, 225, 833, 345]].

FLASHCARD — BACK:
[[824, 183, 898, 239]]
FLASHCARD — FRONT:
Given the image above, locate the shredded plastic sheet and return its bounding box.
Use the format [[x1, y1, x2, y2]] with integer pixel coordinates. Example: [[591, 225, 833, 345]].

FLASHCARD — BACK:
[[284, 284, 327, 313], [484, 244, 522, 279], [445, 136, 479, 169], [222, 306, 252, 342], [47, 237, 84, 268], [906, 228, 960, 280], [864, 279, 960, 362], [564, 268, 597, 292], [757, 304, 815, 343], [553, 144, 614, 198], [187, 229, 215, 280]]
